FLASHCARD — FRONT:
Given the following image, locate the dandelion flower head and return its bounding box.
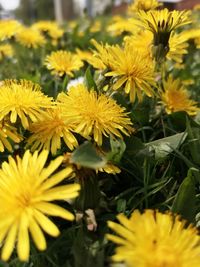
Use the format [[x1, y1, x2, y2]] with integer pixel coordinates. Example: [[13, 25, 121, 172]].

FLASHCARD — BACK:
[[0, 44, 14, 61], [75, 48, 92, 62], [167, 32, 189, 63], [0, 79, 53, 128], [124, 30, 153, 59], [161, 75, 199, 115], [107, 209, 200, 267], [27, 106, 78, 155], [107, 16, 140, 36], [16, 27, 46, 48], [87, 39, 114, 70], [45, 50, 84, 77], [32, 20, 64, 40], [57, 84, 133, 146], [0, 150, 80, 261], [128, 0, 162, 13], [138, 8, 191, 56], [0, 20, 21, 41], [105, 44, 156, 102], [138, 9, 191, 36]]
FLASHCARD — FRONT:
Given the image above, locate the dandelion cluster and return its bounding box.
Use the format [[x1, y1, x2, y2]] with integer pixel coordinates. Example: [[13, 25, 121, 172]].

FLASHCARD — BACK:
[[0, 0, 200, 265]]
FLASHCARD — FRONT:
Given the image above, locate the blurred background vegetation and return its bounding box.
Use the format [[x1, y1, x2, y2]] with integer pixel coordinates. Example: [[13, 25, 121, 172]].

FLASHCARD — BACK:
[[0, 0, 198, 24]]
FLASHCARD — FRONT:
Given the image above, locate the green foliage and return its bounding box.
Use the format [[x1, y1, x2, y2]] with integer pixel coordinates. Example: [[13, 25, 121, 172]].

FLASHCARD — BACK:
[[172, 168, 199, 223]]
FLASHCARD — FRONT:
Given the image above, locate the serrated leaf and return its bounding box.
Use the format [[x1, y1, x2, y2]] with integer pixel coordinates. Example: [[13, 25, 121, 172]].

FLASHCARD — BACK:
[[71, 141, 106, 169]]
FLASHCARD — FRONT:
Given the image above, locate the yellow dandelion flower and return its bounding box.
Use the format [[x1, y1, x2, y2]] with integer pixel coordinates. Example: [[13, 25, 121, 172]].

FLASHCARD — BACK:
[[124, 29, 188, 64], [107, 16, 140, 36], [16, 27, 46, 48], [0, 19, 21, 41], [27, 106, 78, 155], [182, 29, 200, 49], [0, 120, 22, 152], [0, 79, 53, 128], [161, 76, 199, 115], [105, 45, 156, 102], [32, 20, 64, 40], [138, 9, 191, 37], [0, 150, 80, 261], [124, 30, 153, 59], [138, 9, 191, 59], [57, 84, 133, 146], [181, 29, 200, 42], [45, 50, 84, 77], [90, 20, 101, 33], [75, 48, 92, 62], [0, 44, 14, 61], [128, 0, 162, 13], [87, 39, 114, 70], [107, 209, 200, 267], [167, 32, 189, 63]]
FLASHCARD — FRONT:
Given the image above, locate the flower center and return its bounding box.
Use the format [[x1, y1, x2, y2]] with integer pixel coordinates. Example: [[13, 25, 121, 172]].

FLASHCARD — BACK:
[[16, 192, 32, 208]]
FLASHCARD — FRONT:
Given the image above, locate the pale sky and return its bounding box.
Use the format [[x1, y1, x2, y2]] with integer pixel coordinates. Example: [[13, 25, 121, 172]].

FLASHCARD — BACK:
[[0, 0, 20, 10]]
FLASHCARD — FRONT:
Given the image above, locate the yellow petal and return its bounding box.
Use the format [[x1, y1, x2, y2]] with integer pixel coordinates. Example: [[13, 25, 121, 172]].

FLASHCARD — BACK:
[[29, 218, 46, 251], [34, 202, 74, 221], [10, 110, 17, 123], [41, 184, 80, 201], [40, 156, 63, 182], [35, 149, 48, 171], [33, 209, 60, 237], [17, 214, 30, 262], [1, 223, 18, 261], [40, 167, 73, 191]]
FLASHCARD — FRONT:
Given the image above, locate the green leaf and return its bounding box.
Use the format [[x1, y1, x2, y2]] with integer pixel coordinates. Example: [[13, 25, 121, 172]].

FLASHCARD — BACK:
[[62, 75, 69, 91], [85, 66, 98, 91], [116, 199, 126, 213], [76, 175, 100, 210], [146, 132, 187, 160], [124, 136, 145, 156], [186, 117, 200, 165], [71, 141, 107, 169], [106, 138, 126, 163], [171, 168, 198, 223], [167, 111, 187, 132], [131, 98, 151, 125]]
